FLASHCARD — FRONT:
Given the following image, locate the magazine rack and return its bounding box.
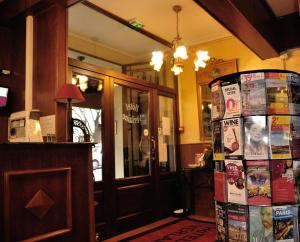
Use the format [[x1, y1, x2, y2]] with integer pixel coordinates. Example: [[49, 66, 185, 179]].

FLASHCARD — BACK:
[[209, 69, 300, 242]]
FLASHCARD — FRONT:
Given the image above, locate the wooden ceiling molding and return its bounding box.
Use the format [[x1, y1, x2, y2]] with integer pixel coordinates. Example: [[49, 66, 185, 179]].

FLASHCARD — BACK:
[[194, 0, 300, 59]]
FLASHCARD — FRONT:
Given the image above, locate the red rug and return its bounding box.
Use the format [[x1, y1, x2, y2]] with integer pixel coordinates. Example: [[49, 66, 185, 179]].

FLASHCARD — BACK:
[[121, 219, 216, 242]]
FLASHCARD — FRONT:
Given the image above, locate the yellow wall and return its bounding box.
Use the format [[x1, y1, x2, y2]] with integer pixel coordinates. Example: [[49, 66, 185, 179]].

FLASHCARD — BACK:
[[179, 36, 300, 144]]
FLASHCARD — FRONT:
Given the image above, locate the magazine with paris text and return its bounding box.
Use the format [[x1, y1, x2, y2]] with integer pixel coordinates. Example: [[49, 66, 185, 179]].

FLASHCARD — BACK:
[[241, 72, 266, 116], [225, 159, 247, 204], [273, 206, 294, 242], [223, 118, 243, 158]]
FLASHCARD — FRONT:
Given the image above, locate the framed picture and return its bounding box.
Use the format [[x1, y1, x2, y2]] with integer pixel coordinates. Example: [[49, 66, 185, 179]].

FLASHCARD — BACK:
[[196, 59, 238, 141]]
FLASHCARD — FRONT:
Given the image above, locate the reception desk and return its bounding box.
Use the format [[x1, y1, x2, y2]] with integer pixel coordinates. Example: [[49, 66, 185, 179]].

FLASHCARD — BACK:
[[0, 143, 95, 242]]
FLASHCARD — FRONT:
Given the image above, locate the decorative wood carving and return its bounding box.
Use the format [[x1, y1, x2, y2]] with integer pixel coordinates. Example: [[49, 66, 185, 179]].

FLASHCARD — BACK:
[[25, 189, 55, 220], [4, 167, 72, 242]]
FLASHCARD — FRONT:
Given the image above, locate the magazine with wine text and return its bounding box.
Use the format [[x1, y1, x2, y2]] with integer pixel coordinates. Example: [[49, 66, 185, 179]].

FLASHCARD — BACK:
[[227, 204, 248, 242], [244, 116, 268, 160], [246, 160, 271, 205], [249, 206, 273, 242], [212, 80, 225, 120], [221, 79, 241, 119], [287, 73, 300, 115], [273, 205, 294, 242], [223, 118, 243, 158], [241, 72, 266, 116], [216, 201, 227, 242], [271, 160, 294, 203], [266, 72, 289, 114], [213, 121, 224, 160], [291, 116, 300, 158], [225, 159, 247, 204], [269, 116, 291, 159]]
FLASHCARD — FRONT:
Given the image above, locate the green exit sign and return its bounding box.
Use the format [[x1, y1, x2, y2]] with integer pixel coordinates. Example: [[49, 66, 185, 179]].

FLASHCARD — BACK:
[[129, 19, 144, 29]]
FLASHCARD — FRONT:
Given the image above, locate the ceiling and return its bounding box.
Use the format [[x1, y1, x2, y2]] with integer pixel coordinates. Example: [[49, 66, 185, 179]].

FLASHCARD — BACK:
[[68, 0, 300, 64]]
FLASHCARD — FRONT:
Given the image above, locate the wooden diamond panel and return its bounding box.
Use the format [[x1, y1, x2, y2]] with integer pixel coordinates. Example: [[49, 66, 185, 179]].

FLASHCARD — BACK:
[[4, 168, 72, 242]]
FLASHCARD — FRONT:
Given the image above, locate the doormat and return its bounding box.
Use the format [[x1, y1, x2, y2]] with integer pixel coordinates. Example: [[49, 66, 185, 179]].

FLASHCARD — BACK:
[[120, 218, 216, 242]]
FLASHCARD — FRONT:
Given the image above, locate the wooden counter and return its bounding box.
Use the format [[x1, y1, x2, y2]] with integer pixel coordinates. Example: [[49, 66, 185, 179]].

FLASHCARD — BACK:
[[0, 143, 95, 242]]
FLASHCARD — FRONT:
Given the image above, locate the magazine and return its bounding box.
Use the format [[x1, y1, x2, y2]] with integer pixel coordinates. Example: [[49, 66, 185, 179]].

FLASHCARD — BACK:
[[244, 116, 268, 160], [269, 116, 291, 159], [221, 79, 241, 119], [273, 205, 294, 242], [246, 160, 271, 205], [293, 160, 300, 203], [227, 204, 248, 242], [271, 160, 294, 203], [214, 170, 227, 202], [249, 206, 273, 242], [287, 73, 300, 115], [225, 159, 247, 204], [212, 80, 225, 120], [223, 118, 243, 158], [241, 72, 266, 116], [266, 72, 289, 114], [213, 121, 224, 160], [294, 206, 299, 242], [216, 201, 227, 242], [291, 116, 300, 158]]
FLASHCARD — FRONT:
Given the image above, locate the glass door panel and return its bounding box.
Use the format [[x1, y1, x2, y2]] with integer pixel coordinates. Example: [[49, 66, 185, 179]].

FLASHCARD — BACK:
[[114, 84, 150, 178], [71, 72, 103, 182], [158, 95, 176, 173]]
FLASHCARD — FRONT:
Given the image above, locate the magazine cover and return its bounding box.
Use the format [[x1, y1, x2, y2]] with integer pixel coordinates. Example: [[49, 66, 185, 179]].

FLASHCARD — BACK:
[[216, 201, 227, 242], [269, 116, 291, 159], [213, 121, 224, 160], [214, 170, 227, 202], [271, 160, 294, 203], [249, 206, 273, 242], [227, 204, 248, 242], [266, 73, 289, 114], [212, 80, 225, 120], [246, 160, 271, 205], [215, 160, 225, 172], [293, 160, 300, 203], [273, 205, 294, 242], [244, 116, 268, 160], [287, 73, 300, 115], [221, 80, 241, 119], [225, 159, 247, 204], [241, 72, 266, 116], [223, 118, 243, 158], [291, 116, 300, 158]]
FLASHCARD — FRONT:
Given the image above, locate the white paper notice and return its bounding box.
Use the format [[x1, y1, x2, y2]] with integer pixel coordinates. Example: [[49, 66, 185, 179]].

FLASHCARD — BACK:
[[159, 142, 167, 162], [40, 115, 56, 136], [162, 116, 170, 136]]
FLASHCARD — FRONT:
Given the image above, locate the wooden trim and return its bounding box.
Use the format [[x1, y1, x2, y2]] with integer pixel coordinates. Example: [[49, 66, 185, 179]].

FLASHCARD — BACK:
[[83, 1, 172, 48], [193, 0, 279, 59], [69, 47, 123, 66]]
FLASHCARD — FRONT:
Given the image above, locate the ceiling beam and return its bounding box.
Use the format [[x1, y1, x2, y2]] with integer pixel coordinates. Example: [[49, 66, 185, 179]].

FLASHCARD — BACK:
[[83, 1, 172, 48], [193, 0, 280, 59]]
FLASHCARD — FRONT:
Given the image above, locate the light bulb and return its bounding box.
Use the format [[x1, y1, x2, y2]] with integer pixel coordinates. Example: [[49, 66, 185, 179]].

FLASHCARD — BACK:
[[171, 64, 183, 75], [196, 51, 210, 61], [173, 46, 188, 60], [150, 51, 164, 71], [194, 59, 206, 71]]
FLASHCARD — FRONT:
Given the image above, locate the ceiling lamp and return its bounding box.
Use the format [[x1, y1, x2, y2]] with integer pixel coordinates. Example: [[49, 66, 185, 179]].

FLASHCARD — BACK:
[[150, 5, 210, 75]]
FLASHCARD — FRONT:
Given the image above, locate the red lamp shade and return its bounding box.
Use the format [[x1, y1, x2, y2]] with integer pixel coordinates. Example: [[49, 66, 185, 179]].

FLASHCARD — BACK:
[[55, 84, 85, 103]]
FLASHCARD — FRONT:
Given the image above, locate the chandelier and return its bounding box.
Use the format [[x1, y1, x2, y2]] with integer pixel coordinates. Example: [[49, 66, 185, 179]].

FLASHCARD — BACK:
[[150, 5, 210, 75]]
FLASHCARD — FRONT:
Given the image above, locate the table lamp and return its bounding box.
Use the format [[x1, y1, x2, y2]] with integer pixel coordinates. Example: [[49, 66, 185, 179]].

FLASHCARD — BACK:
[[55, 83, 85, 142]]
